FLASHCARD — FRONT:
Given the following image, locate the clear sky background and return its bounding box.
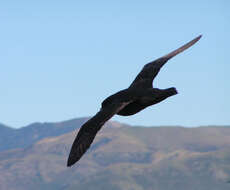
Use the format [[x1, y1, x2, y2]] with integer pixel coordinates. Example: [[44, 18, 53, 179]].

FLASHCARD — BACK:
[[0, 0, 229, 128]]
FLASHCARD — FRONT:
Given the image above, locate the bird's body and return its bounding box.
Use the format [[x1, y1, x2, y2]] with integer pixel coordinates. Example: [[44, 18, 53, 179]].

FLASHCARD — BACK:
[[67, 35, 202, 167], [102, 87, 177, 116]]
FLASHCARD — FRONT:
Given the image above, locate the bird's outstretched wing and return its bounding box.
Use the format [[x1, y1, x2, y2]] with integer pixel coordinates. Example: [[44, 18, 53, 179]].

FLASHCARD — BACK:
[[130, 35, 202, 88], [67, 102, 131, 167]]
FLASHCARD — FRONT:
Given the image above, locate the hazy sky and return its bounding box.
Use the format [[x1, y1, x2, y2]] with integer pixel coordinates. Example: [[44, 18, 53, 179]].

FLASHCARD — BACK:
[[0, 0, 229, 128]]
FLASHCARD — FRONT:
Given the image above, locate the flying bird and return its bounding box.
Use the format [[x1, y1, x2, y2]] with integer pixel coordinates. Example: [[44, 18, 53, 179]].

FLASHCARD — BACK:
[[67, 35, 202, 167]]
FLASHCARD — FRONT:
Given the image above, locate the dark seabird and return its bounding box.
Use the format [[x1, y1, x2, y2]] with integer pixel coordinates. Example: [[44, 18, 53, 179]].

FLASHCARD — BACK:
[[67, 35, 202, 167]]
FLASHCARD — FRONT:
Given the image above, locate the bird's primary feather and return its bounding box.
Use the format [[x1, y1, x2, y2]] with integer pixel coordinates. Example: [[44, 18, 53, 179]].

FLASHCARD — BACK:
[[130, 35, 202, 88]]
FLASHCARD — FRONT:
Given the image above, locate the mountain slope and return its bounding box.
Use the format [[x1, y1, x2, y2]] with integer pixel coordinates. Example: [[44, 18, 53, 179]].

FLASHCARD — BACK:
[[0, 122, 230, 190], [0, 123, 14, 135]]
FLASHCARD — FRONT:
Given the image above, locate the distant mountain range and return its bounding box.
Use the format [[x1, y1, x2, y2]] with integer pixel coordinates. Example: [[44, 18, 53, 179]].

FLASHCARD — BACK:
[[0, 118, 230, 190], [0, 118, 127, 152]]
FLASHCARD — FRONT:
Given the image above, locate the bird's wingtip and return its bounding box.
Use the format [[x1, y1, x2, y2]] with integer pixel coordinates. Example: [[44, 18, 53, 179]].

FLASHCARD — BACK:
[[67, 161, 75, 167], [67, 156, 75, 167], [67, 162, 72, 167], [67, 160, 72, 167], [195, 34, 202, 41], [188, 34, 202, 46], [159, 34, 202, 61]]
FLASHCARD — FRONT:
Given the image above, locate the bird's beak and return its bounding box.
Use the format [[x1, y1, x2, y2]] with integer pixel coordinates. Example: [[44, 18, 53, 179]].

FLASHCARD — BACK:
[[160, 35, 202, 61]]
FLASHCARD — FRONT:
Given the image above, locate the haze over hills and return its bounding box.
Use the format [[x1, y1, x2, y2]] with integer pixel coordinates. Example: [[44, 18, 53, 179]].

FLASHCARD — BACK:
[[0, 118, 230, 190]]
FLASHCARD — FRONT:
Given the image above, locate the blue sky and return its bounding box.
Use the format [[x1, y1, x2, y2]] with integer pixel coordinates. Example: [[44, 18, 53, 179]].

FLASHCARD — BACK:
[[0, 0, 229, 128]]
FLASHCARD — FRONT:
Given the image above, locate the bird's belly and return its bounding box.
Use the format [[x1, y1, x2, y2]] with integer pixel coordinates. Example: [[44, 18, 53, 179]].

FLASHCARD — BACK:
[[117, 100, 148, 116], [117, 95, 162, 116]]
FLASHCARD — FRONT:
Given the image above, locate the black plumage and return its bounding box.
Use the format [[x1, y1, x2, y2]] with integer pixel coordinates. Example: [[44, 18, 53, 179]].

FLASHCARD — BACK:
[[67, 35, 202, 167]]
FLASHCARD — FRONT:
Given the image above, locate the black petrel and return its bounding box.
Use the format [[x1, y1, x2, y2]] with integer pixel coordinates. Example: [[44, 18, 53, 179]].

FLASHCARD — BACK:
[[67, 35, 202, 167]]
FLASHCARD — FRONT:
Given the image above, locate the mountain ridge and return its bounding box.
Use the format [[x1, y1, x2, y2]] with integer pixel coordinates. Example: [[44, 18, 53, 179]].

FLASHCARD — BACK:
[[0, 117, 130, 152]]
